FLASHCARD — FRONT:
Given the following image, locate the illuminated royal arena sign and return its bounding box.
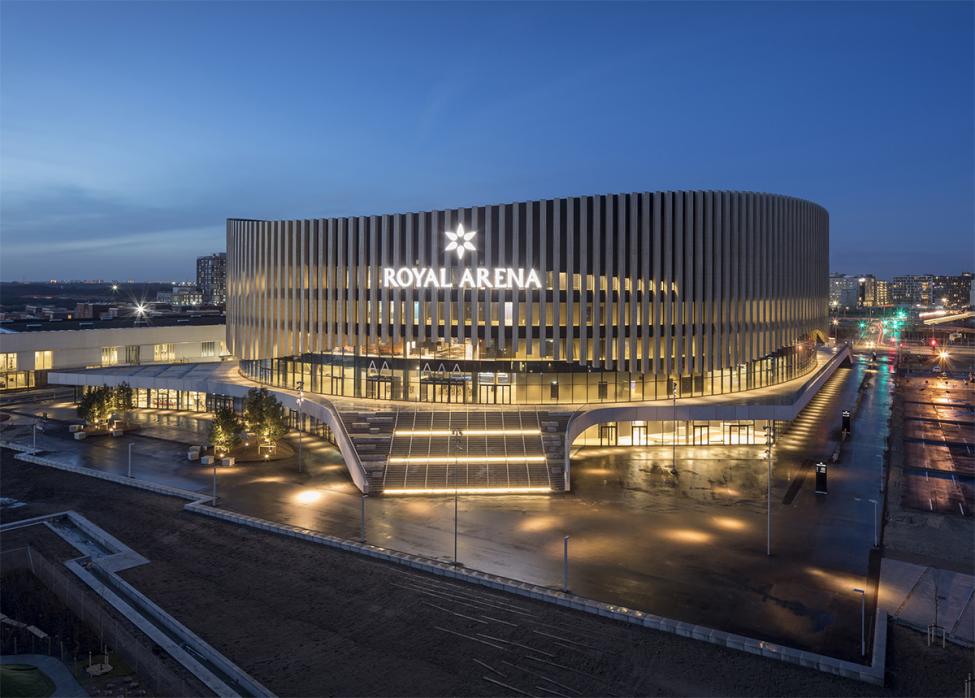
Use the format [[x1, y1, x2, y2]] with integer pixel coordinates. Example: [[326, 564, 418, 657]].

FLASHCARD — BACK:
[[382, 224, 542, 290]]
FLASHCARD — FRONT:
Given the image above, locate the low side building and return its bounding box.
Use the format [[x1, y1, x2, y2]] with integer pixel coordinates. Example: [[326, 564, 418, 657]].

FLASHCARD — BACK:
[[0, 316, 227, 391]]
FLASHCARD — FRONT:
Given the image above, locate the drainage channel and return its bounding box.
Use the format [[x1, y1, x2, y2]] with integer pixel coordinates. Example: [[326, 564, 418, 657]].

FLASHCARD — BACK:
[[3, 511, 271, 697]]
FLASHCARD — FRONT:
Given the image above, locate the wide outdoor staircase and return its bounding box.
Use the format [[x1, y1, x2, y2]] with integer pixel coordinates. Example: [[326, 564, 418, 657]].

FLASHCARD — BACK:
[[338, 407, 573, 494], [338, 410, 397, 493]]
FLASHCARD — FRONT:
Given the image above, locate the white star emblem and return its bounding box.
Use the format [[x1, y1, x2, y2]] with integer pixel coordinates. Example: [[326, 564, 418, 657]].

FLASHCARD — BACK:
[[445, 224, 476, 260]]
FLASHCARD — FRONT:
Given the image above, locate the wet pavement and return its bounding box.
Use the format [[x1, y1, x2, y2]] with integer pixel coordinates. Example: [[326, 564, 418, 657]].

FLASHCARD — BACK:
[[1, 355, 893, 662]]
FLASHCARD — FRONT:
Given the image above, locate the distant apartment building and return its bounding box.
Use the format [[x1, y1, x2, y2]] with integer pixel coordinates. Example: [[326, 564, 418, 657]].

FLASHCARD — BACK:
[[196, 252, 227, 306], [157, 286, 203, 307], [829, 274, 859, 308], [829, 274, 887, 308], [932, 272, 973, 309], [874, 279, 890, 307], [890, 275, 933, 307]]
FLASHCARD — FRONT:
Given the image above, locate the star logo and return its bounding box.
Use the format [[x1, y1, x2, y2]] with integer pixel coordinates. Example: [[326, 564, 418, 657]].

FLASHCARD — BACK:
[[445, 224, 476, 260]]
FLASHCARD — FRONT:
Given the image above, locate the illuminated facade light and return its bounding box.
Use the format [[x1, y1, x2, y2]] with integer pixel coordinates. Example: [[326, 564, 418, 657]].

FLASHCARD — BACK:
[[383, 486, 552, 496], [387, 455, 547, 465], [393, 429, 541, 436]]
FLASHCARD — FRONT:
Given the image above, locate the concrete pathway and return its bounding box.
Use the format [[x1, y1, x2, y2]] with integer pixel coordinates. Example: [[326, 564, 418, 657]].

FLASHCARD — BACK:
[[0, 654, 88, 697], [879, 558, 975, 646]]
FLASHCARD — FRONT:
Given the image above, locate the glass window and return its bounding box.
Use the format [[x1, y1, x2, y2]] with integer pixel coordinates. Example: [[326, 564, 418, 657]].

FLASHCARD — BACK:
[[202, 341, 216, 357], [153, 343, 176, 362], [125, 345, 141, 364], [1, 353, 17, 371], [101, 347, 119, 366], [34, 350, 53, 370]]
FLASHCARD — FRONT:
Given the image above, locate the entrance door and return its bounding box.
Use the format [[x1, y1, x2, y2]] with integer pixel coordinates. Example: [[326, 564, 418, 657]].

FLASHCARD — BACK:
[[631, 423, 647, 446], [366, 378, 392, 400], [599, 423, 618, 446], [478, 384, 494, 404], [692, 424, 709, 445], [330, 374, 345, 396], [725, 424, 752, 444], [448, 383, 467, 404], [477, 383, 511, 404]]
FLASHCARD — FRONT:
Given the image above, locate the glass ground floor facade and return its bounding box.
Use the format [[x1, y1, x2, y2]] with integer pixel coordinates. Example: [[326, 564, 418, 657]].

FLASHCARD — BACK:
[[74, 386, 338, 446], [239, 338, 817, 405], [574, 418, 777, 446]]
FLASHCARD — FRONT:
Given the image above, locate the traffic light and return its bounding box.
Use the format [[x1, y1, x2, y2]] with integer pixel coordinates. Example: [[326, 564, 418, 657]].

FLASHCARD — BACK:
[[930, 339, 938, 348]]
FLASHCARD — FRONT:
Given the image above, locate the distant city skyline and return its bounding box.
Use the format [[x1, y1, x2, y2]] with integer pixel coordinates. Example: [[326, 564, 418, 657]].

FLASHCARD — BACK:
[[2, 1, 972, 281]]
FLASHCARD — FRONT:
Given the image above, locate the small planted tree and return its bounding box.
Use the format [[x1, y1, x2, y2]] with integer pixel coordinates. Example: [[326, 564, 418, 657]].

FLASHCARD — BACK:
[[112, 382, 134, 421], [208, 406, 243, 457], [77, 386, 114, 426], [243, 387, 288, 451]]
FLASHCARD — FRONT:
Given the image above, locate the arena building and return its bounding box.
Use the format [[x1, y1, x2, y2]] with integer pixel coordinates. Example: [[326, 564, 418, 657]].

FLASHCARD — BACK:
[[227, 190, 828, 404], [51, 190, 843, 494]]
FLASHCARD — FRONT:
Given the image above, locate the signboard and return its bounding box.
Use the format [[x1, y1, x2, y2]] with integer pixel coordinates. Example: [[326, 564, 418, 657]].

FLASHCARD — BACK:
[[381, 225, 541, 290]]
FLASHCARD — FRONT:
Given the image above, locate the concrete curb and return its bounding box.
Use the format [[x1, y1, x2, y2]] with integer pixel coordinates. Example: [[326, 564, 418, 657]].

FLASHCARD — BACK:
[[10, 451, 209, 503], [188, 502, 887, 686]]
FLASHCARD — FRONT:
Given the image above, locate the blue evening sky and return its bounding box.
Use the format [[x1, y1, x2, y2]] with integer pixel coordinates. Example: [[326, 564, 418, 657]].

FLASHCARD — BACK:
[[1, 1, 972, 281]]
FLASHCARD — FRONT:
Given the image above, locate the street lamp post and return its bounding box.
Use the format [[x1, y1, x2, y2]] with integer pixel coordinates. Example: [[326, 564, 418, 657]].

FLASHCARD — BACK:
[[211, 461, 217, 507], [764, 424, 773, 556], [877, 453, 885, 494], [671, 378, 678, 475], [128, 442, 134, 478], [360, 495, 366, 543], [855, 496, 879, 547], [452, 490, 459, 565], [32, 420, 39, 454], [853, 587, 866, 657], [295, 382, 304, 474], [562, 535, 570, 592]]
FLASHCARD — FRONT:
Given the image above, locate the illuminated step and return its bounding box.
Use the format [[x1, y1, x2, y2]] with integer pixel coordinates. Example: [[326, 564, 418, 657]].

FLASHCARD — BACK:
[[383, 486, 553, 495], [393, 429, 541, 436], [387, 455, 547, 464]]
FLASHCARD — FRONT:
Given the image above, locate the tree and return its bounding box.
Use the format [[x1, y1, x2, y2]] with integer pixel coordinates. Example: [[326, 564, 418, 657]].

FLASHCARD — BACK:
[[112, 382, 134, 418], [77, 386, 114, 425], [242, 387, 288, 450], [208, 406, 243, 456]]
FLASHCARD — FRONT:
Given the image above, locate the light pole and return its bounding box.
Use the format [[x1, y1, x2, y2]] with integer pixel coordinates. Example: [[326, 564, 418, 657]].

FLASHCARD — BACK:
[[295, 382, 304, 474], [763, 424, 773, 556], [452, 489, 459, 565], [128, 442, 134, 478], [853, 587, 866, 657], [360, 495, 366, 543], [32, 420, 40, 454], [671, 378, 678, 475], [877, 453, 885, 493], [212, 461, 218, 507], [562, 535, 570, 592], [855, 496, 879, 547]]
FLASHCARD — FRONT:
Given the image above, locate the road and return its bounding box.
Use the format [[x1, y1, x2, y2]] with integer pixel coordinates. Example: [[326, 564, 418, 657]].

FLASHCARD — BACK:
[[1, 355, 891, 662]]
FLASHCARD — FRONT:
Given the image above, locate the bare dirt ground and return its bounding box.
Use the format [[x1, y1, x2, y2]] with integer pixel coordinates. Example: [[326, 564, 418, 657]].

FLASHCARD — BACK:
[[2, 452, 971, 697]]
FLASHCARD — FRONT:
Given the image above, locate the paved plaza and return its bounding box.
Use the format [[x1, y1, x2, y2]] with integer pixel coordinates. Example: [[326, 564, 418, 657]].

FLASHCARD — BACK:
[[0, 355, 895, 663]]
